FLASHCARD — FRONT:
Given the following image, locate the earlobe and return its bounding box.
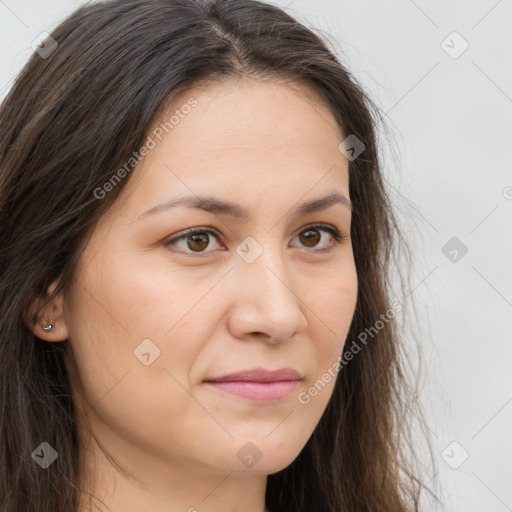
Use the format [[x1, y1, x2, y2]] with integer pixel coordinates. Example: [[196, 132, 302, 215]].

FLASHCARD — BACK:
[[36, 318, 68, 342]]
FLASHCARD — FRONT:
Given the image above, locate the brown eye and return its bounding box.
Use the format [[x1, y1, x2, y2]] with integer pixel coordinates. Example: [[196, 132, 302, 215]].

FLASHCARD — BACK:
[[299, 228, 321, 248], [164, 224, 345, 256], [164, 227, 223, 254], [292, 224, 344, 251], [186, 232, 210, 252]]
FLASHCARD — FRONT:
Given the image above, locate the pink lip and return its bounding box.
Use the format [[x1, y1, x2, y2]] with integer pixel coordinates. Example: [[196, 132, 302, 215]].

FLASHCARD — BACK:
[[204, 367, 302, 402]]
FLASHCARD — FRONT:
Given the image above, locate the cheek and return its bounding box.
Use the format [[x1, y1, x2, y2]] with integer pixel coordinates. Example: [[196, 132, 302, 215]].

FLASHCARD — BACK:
[[301, 267, 357, 405], [307, 268, 358, 343], [104, 249, 225, 338], [64, 262, 212, 454], [65, 250, 221, 406]]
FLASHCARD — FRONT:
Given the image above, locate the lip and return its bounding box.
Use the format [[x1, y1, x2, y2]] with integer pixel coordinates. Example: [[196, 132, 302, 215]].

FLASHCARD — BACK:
[[205, 367, 303, 383], [203, 367, 303, 402]]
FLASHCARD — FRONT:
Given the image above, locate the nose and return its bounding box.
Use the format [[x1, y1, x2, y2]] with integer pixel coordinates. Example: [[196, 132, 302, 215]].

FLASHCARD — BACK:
[[226, 243, 308, 344]]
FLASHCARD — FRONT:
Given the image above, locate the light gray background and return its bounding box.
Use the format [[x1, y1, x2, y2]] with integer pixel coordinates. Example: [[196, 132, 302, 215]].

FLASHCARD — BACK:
[[1, 1, 511, 510]]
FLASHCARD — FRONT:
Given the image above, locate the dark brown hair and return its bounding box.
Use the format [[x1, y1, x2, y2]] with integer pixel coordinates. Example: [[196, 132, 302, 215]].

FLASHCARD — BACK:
[[0, 1, 438, 511]]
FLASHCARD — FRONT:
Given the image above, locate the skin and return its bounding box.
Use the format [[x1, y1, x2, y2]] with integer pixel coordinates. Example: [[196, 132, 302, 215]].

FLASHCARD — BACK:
[[29, 77, 358, 512]]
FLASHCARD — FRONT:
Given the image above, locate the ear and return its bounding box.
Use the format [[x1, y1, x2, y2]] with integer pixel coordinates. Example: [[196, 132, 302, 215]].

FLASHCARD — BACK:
[[24, 276, 69, 342]]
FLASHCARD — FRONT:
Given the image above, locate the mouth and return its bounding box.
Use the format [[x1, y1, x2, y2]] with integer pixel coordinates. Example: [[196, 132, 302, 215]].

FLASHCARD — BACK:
[[203, 367, 303, 403]]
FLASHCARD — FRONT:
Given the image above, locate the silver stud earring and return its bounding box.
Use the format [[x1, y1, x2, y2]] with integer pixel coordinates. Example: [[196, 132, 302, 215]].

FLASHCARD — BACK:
[[42, 324, 54, 332]]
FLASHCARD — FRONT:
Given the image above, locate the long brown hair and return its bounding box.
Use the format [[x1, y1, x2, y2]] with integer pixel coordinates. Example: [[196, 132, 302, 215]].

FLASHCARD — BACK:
[[0, 1, 438, 511]]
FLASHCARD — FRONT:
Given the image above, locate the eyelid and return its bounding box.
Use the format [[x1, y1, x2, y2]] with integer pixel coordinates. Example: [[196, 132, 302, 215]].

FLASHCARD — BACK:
[[163, 222, 348, 255]]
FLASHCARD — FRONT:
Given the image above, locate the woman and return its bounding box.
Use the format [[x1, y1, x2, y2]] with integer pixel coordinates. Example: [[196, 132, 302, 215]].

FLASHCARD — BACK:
[[0, 0, 437, 511]]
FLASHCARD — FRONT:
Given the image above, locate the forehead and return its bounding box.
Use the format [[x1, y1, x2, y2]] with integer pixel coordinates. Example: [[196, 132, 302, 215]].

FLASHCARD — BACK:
[[167, 76, 342, 145], [116, 77, 349, 218]]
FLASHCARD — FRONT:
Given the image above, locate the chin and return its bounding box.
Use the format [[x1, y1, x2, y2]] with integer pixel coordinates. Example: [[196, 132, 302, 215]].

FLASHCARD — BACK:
[[213, 442, 303, 476], [228, 456, 298, 476]]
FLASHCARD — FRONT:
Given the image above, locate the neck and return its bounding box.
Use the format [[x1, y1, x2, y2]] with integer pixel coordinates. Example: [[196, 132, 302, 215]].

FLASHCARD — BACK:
[[76, 421, 271, 512]]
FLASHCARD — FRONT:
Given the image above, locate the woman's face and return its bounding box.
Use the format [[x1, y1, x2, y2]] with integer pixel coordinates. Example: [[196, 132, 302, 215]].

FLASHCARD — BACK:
[[57, 78, 358, 479]]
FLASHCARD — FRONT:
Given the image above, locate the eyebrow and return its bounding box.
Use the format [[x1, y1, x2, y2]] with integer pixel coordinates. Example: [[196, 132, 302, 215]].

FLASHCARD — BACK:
[[136, 192, 352, 222]]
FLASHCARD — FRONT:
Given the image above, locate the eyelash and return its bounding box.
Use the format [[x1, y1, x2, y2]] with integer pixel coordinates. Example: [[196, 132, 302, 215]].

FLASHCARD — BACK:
[[163, 223, 348, 256]]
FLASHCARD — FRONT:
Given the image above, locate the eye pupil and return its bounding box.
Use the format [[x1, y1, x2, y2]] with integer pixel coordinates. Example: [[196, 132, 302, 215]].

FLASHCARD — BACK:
[[300, 229, 320, 248], [188, 233, 209, 252]]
